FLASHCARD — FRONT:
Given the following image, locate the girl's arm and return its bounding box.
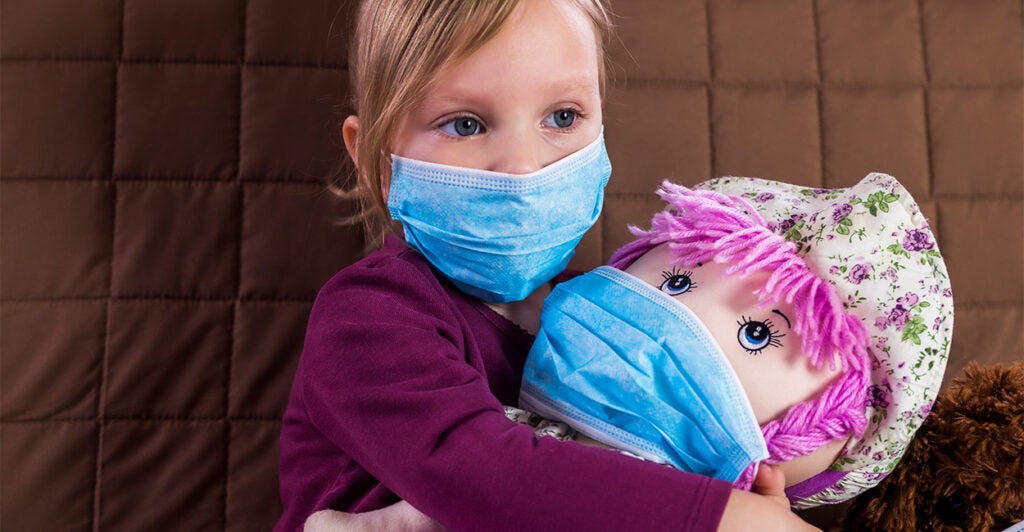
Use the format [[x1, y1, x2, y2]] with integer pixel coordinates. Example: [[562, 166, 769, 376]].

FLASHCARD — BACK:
[[303, 464, 816, 532], [294, 251, 808, 530]]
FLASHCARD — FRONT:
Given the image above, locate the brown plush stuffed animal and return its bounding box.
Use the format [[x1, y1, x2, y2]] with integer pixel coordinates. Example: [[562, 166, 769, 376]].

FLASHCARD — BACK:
[[842, 361, 1024, 531]]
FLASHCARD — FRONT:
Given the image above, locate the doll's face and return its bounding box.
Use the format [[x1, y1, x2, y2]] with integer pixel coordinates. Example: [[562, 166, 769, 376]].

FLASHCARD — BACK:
[[625, 243, 848, 484], [625, 244, 841, 424]]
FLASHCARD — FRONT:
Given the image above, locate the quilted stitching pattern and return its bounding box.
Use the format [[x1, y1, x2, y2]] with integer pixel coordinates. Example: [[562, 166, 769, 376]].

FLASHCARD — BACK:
[[1, 1, 1021, 529]]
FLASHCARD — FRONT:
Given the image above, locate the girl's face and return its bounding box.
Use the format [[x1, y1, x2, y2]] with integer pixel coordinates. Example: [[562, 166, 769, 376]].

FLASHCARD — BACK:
[[392, 0, 603, 176]]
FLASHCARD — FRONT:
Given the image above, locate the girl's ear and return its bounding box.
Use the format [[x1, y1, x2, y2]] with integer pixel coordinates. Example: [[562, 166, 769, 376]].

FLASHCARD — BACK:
[[343, 114, 391, 202], [342, 115, 360, 166]]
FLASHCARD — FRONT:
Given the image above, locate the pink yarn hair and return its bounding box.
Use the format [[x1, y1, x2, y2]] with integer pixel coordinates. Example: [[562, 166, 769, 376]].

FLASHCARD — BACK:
[[609, 181, 872, 490]]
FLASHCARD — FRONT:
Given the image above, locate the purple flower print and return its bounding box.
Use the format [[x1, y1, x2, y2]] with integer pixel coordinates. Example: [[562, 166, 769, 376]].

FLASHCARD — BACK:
[[883, 305, 910, 330], [875, 316, 890, 331], [902, 229, 934, 252], [921, 401, 934, 417], [897, 292, 919, 308], [832, 203, 853, 224], [872, 451, 886, 462], [779, 217, 797, 233], [847, 263, 870, 285], [942, 288, 952, 298], [880, 267, 899, 282], [933, 317, 942, 331], [868, 385, 890, 408], [863, 471, 890, 482], [755, 192, 775, 203]]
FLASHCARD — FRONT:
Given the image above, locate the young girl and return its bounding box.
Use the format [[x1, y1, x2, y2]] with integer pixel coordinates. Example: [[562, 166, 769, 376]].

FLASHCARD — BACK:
[[276, 1, 815, 530], [302, 174, 954, 530]]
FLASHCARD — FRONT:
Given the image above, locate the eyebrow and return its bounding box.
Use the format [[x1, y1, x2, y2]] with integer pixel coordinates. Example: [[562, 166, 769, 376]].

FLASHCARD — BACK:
[[547, 75, 600, 96], [424, 74, 599, 109], [772, 309, 792, 329]]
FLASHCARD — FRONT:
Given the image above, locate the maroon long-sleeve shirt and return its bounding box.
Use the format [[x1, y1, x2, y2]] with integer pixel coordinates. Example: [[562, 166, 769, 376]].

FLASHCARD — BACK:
[[275, 236, 731, 531]]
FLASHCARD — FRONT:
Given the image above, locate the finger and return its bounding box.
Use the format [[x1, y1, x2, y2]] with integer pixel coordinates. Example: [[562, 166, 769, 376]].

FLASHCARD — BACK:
[[304, 509, 351, 531], [752, 463, 786, 498]]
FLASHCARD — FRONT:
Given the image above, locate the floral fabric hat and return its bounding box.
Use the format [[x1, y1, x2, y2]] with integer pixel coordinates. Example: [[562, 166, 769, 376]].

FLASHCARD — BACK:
[[696, 173, 953, 507]]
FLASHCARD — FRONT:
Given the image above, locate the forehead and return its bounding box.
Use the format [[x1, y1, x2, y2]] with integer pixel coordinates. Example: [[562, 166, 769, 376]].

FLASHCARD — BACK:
[[623, 244, 770, 311], [425, 0, 602, 100]]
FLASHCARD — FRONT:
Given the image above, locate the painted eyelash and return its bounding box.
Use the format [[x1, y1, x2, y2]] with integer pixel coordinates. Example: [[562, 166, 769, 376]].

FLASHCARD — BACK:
[[660, 266, 695, 283], [736, 316, 786, 355], [659, 266, 697, 295]]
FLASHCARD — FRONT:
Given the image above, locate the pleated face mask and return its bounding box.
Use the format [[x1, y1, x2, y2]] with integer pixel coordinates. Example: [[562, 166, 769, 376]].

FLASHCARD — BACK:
[[519, 265, 770, 483], [387, 133, 611, 303]]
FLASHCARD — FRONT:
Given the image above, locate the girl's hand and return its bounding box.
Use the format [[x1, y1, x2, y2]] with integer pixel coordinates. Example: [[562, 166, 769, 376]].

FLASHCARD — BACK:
[[751, 463, 791, 510], [304, 500, 444, 532], [719, 465, 820, 532]]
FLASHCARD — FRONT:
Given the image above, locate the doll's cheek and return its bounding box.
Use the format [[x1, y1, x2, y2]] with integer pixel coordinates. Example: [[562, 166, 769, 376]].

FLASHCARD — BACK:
[[778, 436, 850, 486]]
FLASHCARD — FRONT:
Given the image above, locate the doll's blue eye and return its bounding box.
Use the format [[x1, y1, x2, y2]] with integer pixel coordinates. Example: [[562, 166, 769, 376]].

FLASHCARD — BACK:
[[660, 269, 694, 296], [737, 317, 784, 354], [440, 117, 484, 137]]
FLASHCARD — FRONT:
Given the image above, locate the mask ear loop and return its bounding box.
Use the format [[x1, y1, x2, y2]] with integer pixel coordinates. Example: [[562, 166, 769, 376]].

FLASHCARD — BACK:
[[735, 462, 759, 491], [379, 150, 393, 202]]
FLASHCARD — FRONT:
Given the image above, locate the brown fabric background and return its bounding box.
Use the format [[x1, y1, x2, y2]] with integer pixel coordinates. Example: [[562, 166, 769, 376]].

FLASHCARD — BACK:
[[1, 1, 1021, 530]]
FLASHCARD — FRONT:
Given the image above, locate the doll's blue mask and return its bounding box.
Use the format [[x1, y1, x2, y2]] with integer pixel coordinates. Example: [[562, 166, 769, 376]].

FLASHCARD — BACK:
[[519, 266, 769, 483], [387, 133, 611, 303]]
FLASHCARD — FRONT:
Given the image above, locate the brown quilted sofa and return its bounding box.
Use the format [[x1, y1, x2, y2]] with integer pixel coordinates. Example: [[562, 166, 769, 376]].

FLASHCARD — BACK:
[[2, 1, 1021, 530]]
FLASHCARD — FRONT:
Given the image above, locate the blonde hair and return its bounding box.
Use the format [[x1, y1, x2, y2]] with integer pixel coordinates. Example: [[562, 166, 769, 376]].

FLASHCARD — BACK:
[[334, 0, 614, 249]]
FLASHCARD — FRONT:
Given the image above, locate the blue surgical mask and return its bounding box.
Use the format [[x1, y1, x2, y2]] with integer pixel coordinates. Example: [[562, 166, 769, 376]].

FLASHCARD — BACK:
[[387, 133, 611, 303], [519, 266, 769, 483]]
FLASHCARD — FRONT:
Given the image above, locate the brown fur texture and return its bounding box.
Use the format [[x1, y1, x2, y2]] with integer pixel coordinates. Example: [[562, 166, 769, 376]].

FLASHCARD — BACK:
[[843, 362, 1024, 531]]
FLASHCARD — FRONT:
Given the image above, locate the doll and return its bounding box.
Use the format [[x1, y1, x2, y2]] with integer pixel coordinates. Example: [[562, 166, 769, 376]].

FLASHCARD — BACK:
[[306, 173, 954, 529], [521, 172, 953, 507]]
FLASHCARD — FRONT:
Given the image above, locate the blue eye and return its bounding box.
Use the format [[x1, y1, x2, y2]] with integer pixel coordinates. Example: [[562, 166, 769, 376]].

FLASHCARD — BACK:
[[736, 317, 784, 355], [440, 117, 483, 137], [543, 109, 577, 129], [660, 268, 695, 296]]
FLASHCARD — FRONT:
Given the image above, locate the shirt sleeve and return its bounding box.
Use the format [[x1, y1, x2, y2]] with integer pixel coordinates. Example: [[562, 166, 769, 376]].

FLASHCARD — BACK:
[[298, 253, 732, 531]]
